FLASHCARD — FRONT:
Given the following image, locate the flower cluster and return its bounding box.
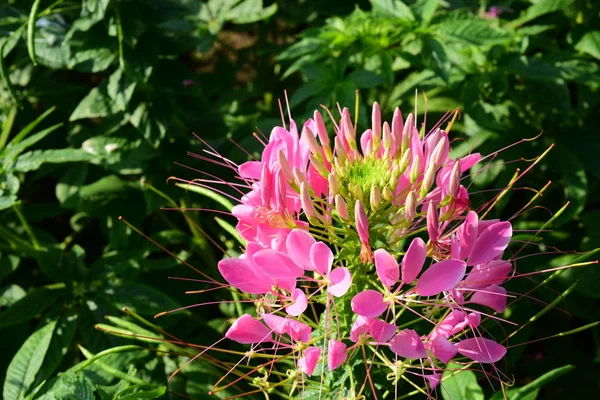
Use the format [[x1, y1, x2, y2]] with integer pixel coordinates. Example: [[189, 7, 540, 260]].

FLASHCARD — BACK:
[[210, 102, 516, 395]]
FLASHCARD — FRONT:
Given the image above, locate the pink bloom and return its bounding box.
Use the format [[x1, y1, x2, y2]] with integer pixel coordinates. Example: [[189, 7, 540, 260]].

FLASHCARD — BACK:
[[298, 347, 321, 376], [262, 313, 311, 342], [351, 290, 388, 318], [327, 266, 352, 297], [286, 288, 308, 316], [401, 237, 427, 284], [470, 284, 507, 313], [286, 229, 316, 270], [462, 260, 512, 288], [415, 259, 467, 296], [368, 319, 396, 343], [218, 257, 273, 294], [467, 221, 512, 266], [350, 315, 371, 342], [310, 241, 333, 275], [327, 339, 347, 370], [374, 249, 399, 288], [456, 337, 506, 363], [390, 329, 427, 359], [226, 314, 272, 344], [427, 335, 457, 364]]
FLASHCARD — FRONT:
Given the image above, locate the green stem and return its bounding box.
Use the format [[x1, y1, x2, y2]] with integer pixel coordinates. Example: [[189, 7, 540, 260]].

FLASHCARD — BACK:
[[77, 345, 151, 386], [27, 0, 42, 65], [13, 202, 40, 249], [75, 344, 143, 372]]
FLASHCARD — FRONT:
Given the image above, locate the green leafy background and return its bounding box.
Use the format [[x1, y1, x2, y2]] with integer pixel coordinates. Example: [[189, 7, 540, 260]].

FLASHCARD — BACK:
[[0, 0, 598, 399]]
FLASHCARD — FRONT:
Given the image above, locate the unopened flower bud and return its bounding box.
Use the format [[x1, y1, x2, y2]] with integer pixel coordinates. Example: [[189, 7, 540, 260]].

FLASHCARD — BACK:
[[382, 122, 392, 151], [410, 155, 421, 184], [301, 182, 317, 221], [448, 160, 461, 198], [277, 150, 294, 183], [354, 184, 364, 202], [335, 194, 349, 220], [304, 127, 323, 159], [328, 172, 339, 196], [313, 110, 330, 147], [398, 148, 412, 175], [402, 113, 415, 154], [370, 185, 381, 209], [383, 186, 394, 202], [405, 191, 417, 223], [427, 201, 439, 242], [419, 163, 437, 199], [275, 170, 287, 210], [430, 135, 447, 167], [342, 109, 357, 152], [293, 168, 308, 187], [372, 102, 381, 142], [392, 107, 404, 152], [354, 200, 369, 245], [309, 154, 328, 177]]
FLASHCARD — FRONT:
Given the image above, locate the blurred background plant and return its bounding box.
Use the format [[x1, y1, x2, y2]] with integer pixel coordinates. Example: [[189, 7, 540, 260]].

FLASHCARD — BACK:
[[0, 0, 598, 399]]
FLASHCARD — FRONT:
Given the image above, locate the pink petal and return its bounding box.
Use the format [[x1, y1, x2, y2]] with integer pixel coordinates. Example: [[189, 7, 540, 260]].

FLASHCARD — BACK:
[[425, 372, 442, 389], [252, 249, 304, 279], [435, 310, 466, 339], [238, 161, 262, 179], [470, 284, 507, 313], [226, 314, 272, 344], [298, 347, 321, 376], [401, 237, 427, 284], [477, 219, 500, 235], [468, 221, 512, 266], [455, 337, 506, 363], [457, 211, 479, 260], [310, 242, 333, 276], [286, 319, 312, 342], [328, 267, 352, 297], [375, 249, 399, 288], [218, 257, 272, 294], [390, 329, 427, 359], [286, 289, 308, 316], [351, 290, 388, 318], [415, 259, 467, 296], [350, 316, 371, 343], [451, 312, 481, 336], [261, 313, 288, 335], [368, 319, 396, 343], [327, 339, 347, 371], [286, 229, 316, 270], [463, 260, 512, 288], [428, 335, 457, 364]]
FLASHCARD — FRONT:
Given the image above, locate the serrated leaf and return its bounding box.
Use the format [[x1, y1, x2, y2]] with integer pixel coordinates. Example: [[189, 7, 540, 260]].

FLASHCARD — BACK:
[[11, 149, 95, 173], [69, 68, 136, 121], [441, 362, 484, 400], [347, 69, 385, 89], [371, 0, 415, 21], [0, 286, 64, 328], [436, 20, 511, 45], [413, 0, 438, 24], [575, 31, 600, 61], [3, 320, 56, 400], [503, 56, 562, 81], [103, 281, 186, 317]]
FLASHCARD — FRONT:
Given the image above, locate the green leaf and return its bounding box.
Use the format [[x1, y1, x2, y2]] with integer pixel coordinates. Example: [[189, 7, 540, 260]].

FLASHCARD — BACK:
[[371, 0, 415, 21], [413, 0, 438, 24], [113, 386, 167, 400], [511, 365, 574, 400], [441, 362, 484, 400], [62, 175, 139, 209], [103, 281, 186, 317], [34, 309, 78, 388], [512, 0, 572, 27], [3, 320, 56, 400], [11, 149, 95, 173], [55, 165, 89, 204], [0, 284, 26, 307], [503, 56, 562, 81], [347, 70, 385, 89], [82, 0, 111, 21], [36, 372, 95, 400], [575, 31, 600, 61], [69, 68, 136, 121], [0, 286, 64, 328], [0, 173, 20, 211], [436, 20, 511, 45], [227, 0, 277, 24]]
